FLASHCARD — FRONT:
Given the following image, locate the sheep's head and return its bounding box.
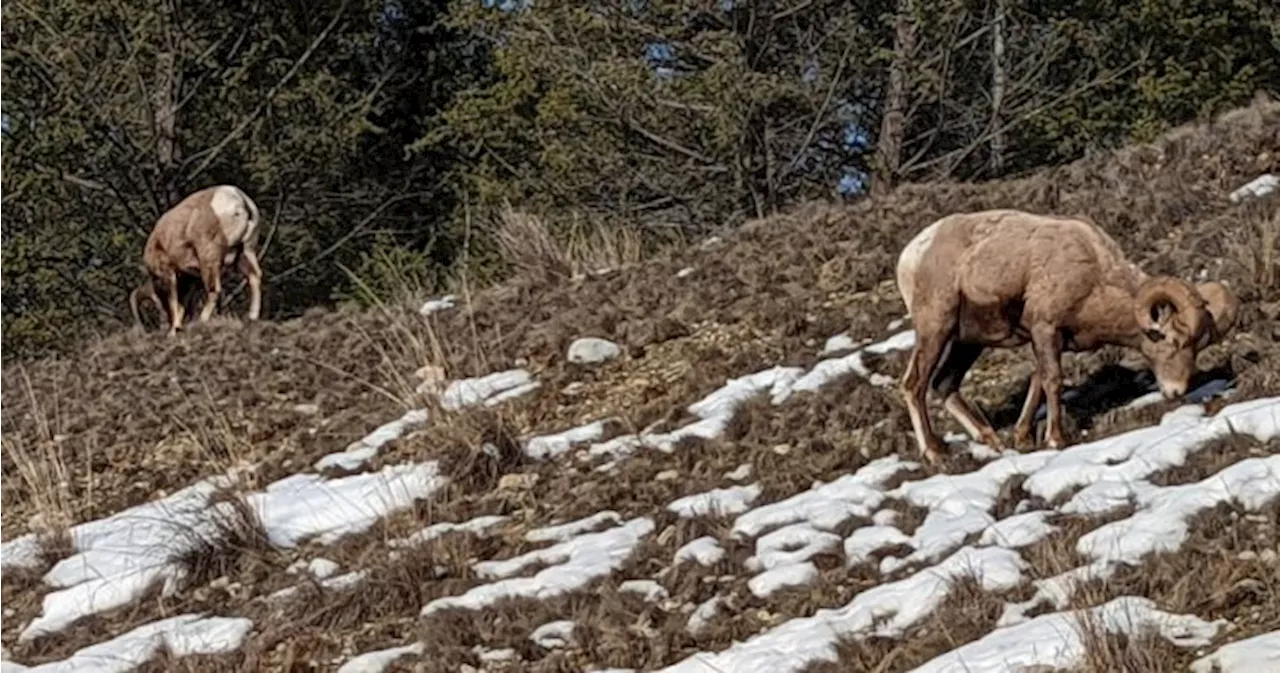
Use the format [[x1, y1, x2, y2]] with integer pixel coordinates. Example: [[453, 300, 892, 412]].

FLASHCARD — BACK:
[[1134, 277, 1239, 398]]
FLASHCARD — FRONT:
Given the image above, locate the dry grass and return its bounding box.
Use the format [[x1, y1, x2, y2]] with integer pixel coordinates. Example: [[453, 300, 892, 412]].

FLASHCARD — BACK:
[[805, 576, 1009, 673], [3, 96, 1280, 672], [494, 204, 649, 284], [1071, 618, 1191, 673]]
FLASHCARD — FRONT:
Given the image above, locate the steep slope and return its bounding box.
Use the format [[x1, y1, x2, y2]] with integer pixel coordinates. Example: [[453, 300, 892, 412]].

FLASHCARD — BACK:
[[1, 99, 1278, 673]]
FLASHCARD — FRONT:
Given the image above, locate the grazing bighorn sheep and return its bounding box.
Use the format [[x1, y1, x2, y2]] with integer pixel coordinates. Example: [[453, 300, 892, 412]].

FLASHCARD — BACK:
[[141, 185, 263, 337], [896, 209, 1238, 463]]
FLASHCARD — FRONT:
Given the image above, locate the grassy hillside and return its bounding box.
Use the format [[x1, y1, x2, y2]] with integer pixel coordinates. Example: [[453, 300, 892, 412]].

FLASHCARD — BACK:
[[2, 97, 1278, 672]]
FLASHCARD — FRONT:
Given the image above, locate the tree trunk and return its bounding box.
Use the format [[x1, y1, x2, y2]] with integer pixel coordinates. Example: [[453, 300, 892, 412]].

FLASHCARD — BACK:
[[154, 0, 181, 205], [990, 0, 1007, 175], [874, 0, 914, 197]]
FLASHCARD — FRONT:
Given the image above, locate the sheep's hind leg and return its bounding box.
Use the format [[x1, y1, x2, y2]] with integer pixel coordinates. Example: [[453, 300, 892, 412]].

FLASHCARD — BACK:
[[238, 248, 263, 321], [158, 272, 183, 337], [900, 327, 953, 464], [932, 342, 1004, 450], [1012, 370, 1043, 448], [197, 258, 223, 323]]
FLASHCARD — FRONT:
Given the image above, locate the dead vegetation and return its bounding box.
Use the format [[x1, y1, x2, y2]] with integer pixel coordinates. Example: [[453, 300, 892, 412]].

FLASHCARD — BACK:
[[2, 97, 1278, 672]]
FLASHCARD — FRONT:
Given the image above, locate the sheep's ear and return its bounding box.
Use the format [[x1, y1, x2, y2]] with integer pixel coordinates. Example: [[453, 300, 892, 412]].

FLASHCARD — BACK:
[[1196, 281, 1239, 345]]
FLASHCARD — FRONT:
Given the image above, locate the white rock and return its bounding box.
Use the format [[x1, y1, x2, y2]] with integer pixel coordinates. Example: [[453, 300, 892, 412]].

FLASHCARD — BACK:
[[568, 338, 622, 365]]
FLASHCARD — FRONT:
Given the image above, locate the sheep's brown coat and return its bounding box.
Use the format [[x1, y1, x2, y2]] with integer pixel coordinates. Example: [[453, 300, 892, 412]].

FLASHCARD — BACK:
[[140, 185, 263, 336], [896, 209, 1239, 463]]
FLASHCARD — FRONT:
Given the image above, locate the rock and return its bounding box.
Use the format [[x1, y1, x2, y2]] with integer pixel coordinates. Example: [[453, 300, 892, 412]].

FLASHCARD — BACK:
[[1237, 550, 1258, 562], [498, 473, 539, 491], [1260, 549, 1278, 565], [655, 469, 680, 481], [292, 403, 320, 416], [567, 337, 621, 365], [771, 443, 792, 456]]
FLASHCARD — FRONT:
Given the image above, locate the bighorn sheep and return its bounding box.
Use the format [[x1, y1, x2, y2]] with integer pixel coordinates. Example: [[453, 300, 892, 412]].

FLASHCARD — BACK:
[[141, 185, 263, 336], [896, 209, 1239, 463]]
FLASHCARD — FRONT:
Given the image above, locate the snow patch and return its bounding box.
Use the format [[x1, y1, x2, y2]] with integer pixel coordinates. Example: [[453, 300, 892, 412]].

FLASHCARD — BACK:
[[619, 579, 669, 602], [388, 515, 509, 549], [747, 562, 818, 597], [422, 517, 654, 614], [314, 408, 429, 471], [338, 642, 425, 673], [661, 546, 1025, 673], [733, 456, 916, 539], [668, 484, 761, 518], [747, 524, 841, 572], [437, 369, 536, 409], [530, 620, 575, 649], [419, 295, 457, 315], [525, 420, 611, 460], [1191, 629, 1280, 673], [674, 537, 725, 566], [526, 511, 622, 543], [12, 614, 251, 673], [911, 596, 1222, 673], [1229, 173, 1279, 203]]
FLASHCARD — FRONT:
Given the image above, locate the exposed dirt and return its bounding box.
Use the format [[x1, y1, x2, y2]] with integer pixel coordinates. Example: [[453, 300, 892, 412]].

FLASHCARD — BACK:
[[2, 98, 1278, 672]]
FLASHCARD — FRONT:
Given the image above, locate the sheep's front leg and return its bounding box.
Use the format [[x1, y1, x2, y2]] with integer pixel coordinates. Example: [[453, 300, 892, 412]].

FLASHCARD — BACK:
[[1029, 325, 1067, 449], [1012, 370, 1043, 448], [933, 342, 1004, 449], [900, 331, 951, 464], [238, 248, 263, 321], [198, 257, 223, 323]]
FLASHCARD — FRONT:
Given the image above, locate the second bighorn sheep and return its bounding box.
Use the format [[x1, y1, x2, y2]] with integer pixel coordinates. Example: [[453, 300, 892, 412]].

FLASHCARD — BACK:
[[140, 185, 264, 336], [896, 209, 1238, 463]]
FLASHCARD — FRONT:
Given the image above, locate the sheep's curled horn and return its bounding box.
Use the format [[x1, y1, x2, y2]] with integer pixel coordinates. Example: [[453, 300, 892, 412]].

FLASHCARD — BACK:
[[1134, 278, 1239, 347]]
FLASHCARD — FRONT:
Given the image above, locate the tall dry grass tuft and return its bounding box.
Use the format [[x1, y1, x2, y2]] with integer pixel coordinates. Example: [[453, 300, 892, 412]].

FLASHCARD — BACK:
[[1071, 609, 1191, 672], [1226, 203, 1279, 297], [2, 368, 87, 556], [493, 203, 645, 282], [337, 261, 452, 410], [171, 489, 275, 588]]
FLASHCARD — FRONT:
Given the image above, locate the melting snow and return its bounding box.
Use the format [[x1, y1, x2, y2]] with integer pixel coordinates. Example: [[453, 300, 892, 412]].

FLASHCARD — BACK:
[[619, 579, 669, 602], [527, 511, 622, 543], [589, 367, 803, 460], [419, 295, 458, 315], [525, 420, 611, 459], [20, 461, 444, 641], [1191, 630, 1280, 673], [314, 409, 430, 471], [911, 597, 1222, 673], [732, 456, 915, 539], [388, 514, 509, 549], [747, 524, 840, 572], [1229, 173, 1279, 203], [249, 462, 446, 548], [421, 517, 655, 614], [438, 369, 536, 410], [9, 614, 251, 673], [663, 546, 1025, 673], [337, 642, 425, 673], [674, 537, 726, 566], [686, 596, 726, 636], [747, 562, 818, 597], [668, 484, 761, 518], [530, 620, 576, 649]]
